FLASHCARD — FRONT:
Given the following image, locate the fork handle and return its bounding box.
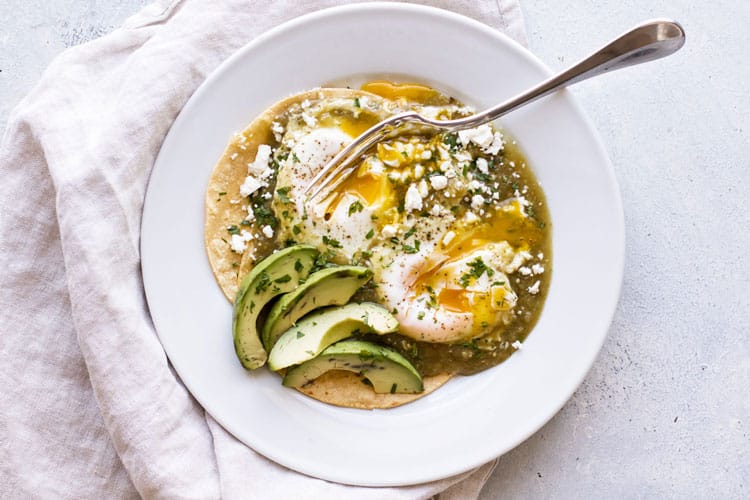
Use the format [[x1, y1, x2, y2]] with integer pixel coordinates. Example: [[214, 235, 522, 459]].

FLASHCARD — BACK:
[[450, 19, 685, 130]]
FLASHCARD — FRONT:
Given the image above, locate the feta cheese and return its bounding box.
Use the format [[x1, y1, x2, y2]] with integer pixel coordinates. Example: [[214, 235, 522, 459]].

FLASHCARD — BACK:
[[528, 280, 541, 295], [230, 152, 238, 160], [531, 263, 545, 275], [464, 211, 479, 224], [418, 179, 429, 198], [230, 234, 247, 253], [261, 225, 274, 239], [301, 112, 317, 127], [368, 158, 385, 174], [247, 144, 273, 176], [405, 184, 423, 212], [421, 150, 432, 160], [518, 266, 532, 276], [239, 176, 263, 197], [382, 224, 398, 238], [484, 132, 505, 155], [430, 175, 449, 190], [458, 124, 494, 149], [229, 229, 254, 254], [414, 163, 425, 179], [511, 340, 523, 350], [442, 230, 456, 246], [471, 194, 485, 209], [476, 157, 489, 174], [430, 204, 442, 216]]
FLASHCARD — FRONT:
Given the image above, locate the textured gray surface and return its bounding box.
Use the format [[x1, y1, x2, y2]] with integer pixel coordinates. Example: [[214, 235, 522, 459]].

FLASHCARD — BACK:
[[1, 1, 747, 498]]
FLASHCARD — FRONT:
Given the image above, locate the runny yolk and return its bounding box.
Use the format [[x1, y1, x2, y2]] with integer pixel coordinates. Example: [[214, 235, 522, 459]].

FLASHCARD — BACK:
[[438, 288, 471, 312], [361, 81, 443, 105], [323, 165, 395, 216], [318, 111, 381, 139]]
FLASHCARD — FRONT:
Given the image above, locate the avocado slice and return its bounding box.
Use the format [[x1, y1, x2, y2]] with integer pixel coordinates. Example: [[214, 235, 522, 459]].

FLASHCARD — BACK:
[[282, 339, 423, 394], [267, 302, 399, 371], [261, 266, 373, 350], [233, 245, 318, 370]]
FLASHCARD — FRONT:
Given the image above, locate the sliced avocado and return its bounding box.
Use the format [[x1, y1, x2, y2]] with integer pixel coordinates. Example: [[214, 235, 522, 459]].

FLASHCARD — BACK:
[[261, 266, 373, 350], [267, 302, 398, 371], [282, 340, 423, 394], [233, 245, 318, 370]]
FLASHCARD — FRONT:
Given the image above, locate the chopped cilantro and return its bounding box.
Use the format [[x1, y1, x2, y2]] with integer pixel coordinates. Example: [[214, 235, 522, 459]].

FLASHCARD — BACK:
[[226, 225, 240, 235], [443, 133, 459, 153], [292, 224, 301, 235], [353, 97, 360, 108], [296, 331, 305, 339], [276, 186, 292, 203], [348, 200, 364, 216], [254, 271, 271, 294], [459, 257, 495, 287], [274, 274, 292, 284], [403, 240, 421, 254], [365, 228, 375, 239], [322, 235, 343, 248]]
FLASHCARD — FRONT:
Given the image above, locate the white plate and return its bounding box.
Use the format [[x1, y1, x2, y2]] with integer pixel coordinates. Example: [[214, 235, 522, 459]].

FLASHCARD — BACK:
[[141, 3, 624, 486]]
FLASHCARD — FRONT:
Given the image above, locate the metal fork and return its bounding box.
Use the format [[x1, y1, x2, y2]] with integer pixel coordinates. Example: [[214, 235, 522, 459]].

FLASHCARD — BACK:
[[304, 19, 685, 200]]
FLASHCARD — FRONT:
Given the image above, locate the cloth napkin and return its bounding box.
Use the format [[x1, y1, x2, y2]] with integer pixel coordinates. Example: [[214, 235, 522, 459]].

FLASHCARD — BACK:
[[0, 1, 526, 498]]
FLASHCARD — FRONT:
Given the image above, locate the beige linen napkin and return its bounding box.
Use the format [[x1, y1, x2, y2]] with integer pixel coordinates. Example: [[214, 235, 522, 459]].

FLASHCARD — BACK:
[[0, 1, 526, 498]]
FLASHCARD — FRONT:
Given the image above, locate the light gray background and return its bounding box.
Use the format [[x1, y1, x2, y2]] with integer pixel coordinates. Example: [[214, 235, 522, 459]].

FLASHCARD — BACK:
[[1, 1, 747, 498]]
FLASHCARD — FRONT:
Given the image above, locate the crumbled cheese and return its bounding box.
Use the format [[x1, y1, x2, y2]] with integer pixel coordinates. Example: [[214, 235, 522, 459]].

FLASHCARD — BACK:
[[471, 194, 485, 209], [439, 160, 452, 172], [301, 99, 311, 109], [414, 163, 425, 179], [511, 340, 523, 350], [246, 205, 255, 220], [261, 225, 274, 239], [421, 150, 432, 160], [464, 211, 479, 224], [301, 112, 317, 127], [430, 175, 448, 190], [531, 263, 545, 275], [458, 124, 494, 149], [418, 179, 429, 198], [368, 158, 385, 174], [537, 252, 544, 260], [382, 224, 398, 238], [229, 229, 254, 254], [430, 204, 442, 216], [271, 121, 284, 141], [442, 230, 456, 246], [468, 180, 483, 191], [518, 266, 532, 276], [528, 280, 541, 295], [230, 234, 247, 253], [230, 152, 238, 160], [405, 184, 423, 212], [359, 96, 369, 109], [484, 132, 504, 155], [476, 157, 489, 174], [247, 144, 273, 176], [239, 176, 263, 197]]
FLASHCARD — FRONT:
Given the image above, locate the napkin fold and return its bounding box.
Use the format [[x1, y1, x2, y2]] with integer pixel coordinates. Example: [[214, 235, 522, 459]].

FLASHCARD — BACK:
[[0, 1, 526, 498]]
